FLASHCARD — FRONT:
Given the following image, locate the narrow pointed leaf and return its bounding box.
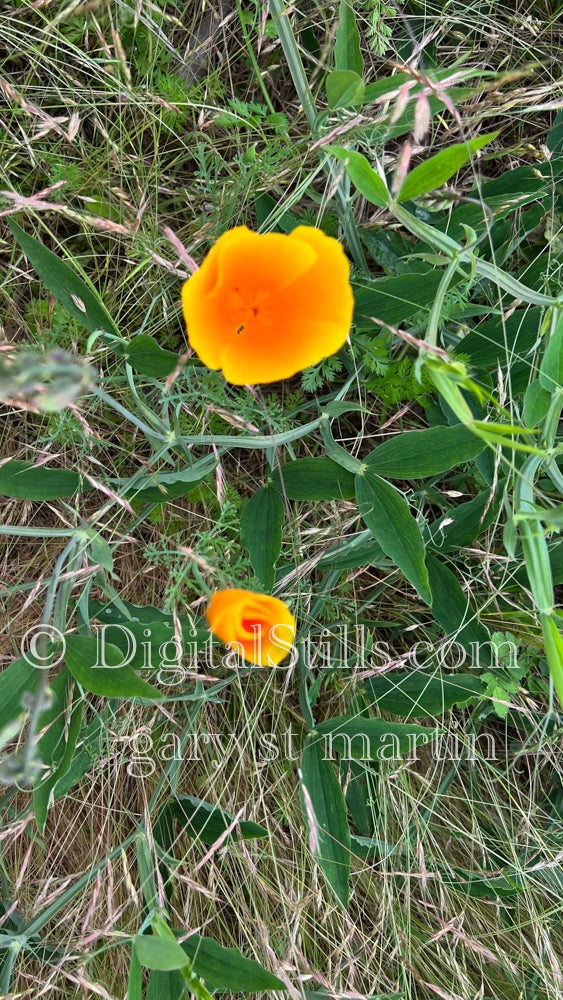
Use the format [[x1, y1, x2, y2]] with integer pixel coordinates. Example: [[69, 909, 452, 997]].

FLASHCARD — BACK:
[[0, 460, 81, 500], [271, 458, 355, 501], [64, 634, 163, 699], [300, 734, 351, 907], [8, 218, 119, 337], [240, 485, 284, 591], [178, 933, 287, 991], [326, 70, 365, 109], [396, 132, 498, 203], [327, 147, 390, 207], [334, 0, 363, 76], [356, 470, 431, 603], [364, 423, 484, 478]]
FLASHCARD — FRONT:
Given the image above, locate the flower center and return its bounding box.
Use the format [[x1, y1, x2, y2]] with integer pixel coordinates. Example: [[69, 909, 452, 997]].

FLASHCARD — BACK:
[[241, 618, 267, 636], [230, 287, 270, 336]]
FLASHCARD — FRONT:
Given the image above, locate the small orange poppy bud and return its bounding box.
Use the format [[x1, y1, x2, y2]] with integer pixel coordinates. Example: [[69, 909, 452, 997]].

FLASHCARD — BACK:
[[206, 588, 296, 666], [181, 226, 354, 385]]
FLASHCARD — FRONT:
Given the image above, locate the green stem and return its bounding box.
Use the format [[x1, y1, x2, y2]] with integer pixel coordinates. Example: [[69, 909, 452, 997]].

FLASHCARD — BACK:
[[234, 0, 278, 118], [268, 0, 368, 272]]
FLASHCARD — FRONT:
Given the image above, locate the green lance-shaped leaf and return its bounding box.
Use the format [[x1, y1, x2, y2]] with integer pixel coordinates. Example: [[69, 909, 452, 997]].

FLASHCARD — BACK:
[[363, 423, 484, 479], [396, 132, 498, 203], [426, 554, 491, 661], [300, 733, 351, 908], [334, 0, 364, 76], [271, 457, 355, 500], [426, 489, 501, 552], [240, 485, 284, 591], [315, 714, 437, 757], [353, 269, 444, 329], [0, 460, 82, 500], [34, 674, 83, 834], [0, 655, 39, 730], [361, 670, 486, 719], [160, 794, 268, 845], [524, 380, 551, 427], [540, 309, 563, 393], [120, 455, 217, 504], [124, 334, 180, 378], [8, 218, 119, 337], [64, 634, 163, 700], [327, 147, 390, 207], [355, 469, 431, 604], [178, 933, 287, 991]]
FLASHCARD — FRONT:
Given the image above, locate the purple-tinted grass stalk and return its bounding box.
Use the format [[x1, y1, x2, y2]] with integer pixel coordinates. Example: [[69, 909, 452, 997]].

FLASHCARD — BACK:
[[268, 0, 368, 272]]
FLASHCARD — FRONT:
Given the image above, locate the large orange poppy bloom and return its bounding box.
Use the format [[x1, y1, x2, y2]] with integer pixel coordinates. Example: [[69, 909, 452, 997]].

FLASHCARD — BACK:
[[206, 588, 296, 666], [181, 226, 354, 385]]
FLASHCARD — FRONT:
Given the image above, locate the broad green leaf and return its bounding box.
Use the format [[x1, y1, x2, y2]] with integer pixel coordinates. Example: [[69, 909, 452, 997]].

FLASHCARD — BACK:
[[426, 490, 501, 552], [440, 866, 522, 900], [300, 734, 351, 907], [34, 688, 83, 834], [326, 70, 365, 109], [134, 934, 190, 972], [162, 794, 268, 845], [8, 218, 119, 337], [86, 530, 113, 572], [314, 715, 437, 758], [524, 379, 551, 427], [396, 132, 498, 203], [254, 192, 300, 234], [0, 460, 81, 500], [460, 308, 542, 370], [434, 164, 550, 243], [364, 423, 484, 479], [426, 554, 491, 661], [0, 655, 42, 734], [361, 671, 486, 719], [341, 758, 377, 837], [64, 634, 163, 699], [327, 147, 390, 208], [356, 470, 431, 604], [54, 712, 107, 799], [271, 458, 355, 501], [362, 67, 479, 106], [319, 533, 386, 570], [240, 485, 284, 591], [121, 456, 217, 504], [334, 0, 363, 76], [125, 335, 179, 378], [353, 269, 443, 329], [147, 970, 186, 1000], [540, 311, 563, 392], [179, 933, 287, 991], [542, 614, 563, 711]]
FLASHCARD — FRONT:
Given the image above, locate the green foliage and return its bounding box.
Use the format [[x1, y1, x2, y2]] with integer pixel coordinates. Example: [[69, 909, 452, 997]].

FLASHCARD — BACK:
[[4, 1, 563, 997], [301, 355, 343, 392]]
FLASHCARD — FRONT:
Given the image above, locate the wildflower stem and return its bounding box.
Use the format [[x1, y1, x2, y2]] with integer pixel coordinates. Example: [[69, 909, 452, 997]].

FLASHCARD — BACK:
[[269, 0, 368, 273]]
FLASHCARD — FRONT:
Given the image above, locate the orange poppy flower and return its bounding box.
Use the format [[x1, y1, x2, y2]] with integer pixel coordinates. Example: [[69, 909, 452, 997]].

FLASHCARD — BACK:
[[206, 588, 296, 666], [181, 226, 354, 385]]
